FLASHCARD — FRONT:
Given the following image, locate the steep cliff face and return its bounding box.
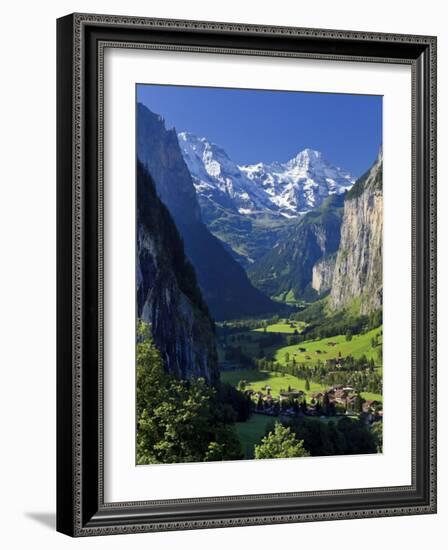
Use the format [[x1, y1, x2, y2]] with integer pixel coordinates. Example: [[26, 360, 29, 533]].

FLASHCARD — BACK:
[[312, 254, 336, 295], [248, 194, 344, 301], [137, 161, 218, 384], [137, 103, 278, 321], [330, 151, 383, 314], [137, 105, 202, 224]]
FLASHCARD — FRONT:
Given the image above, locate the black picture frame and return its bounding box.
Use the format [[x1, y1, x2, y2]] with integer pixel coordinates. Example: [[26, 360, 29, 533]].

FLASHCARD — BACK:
[[57, 13, 437, 537]]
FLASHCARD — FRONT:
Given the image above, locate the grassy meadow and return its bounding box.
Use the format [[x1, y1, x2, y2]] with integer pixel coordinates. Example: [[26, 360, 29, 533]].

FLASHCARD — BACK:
[[220, 318, 382, 369], [274, 326, 382, 367], [221, 368, 326, 397], [252, 321, 307, 334]]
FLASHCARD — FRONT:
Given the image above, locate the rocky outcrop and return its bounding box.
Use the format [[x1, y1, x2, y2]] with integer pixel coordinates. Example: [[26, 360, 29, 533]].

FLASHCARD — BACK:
[[137, 161, 218, 384], [330, 151, 383, 314], [248, 194, 344, 301], [312, 254, 336, 295]]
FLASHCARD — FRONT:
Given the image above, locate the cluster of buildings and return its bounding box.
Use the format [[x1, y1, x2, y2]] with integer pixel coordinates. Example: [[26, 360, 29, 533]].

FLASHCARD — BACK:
[[243, 383, 382, 423]]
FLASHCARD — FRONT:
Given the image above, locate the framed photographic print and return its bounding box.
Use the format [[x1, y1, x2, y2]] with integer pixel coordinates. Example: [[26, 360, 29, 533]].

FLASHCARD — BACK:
[[56, 13, 437, 536]]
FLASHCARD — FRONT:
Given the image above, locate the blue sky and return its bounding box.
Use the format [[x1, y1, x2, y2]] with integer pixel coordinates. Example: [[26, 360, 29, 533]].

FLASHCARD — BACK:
[[137, 84, 382, 177]]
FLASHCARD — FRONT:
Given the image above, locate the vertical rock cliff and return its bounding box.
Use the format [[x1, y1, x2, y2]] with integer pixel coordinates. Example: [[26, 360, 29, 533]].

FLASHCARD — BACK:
[[137, 103, 278, 321], [329, 151, 383, 314], [312, 254, 336, 295], [137, 161, 218, 383]]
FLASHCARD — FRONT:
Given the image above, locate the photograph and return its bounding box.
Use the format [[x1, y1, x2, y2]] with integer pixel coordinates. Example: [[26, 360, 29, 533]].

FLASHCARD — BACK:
[[135, 84, 384, 464]]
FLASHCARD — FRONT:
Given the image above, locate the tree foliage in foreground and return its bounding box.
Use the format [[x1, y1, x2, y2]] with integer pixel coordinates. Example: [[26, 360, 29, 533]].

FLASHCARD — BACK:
[[136, 321, 242, 464], [254, 423, 310, 459]]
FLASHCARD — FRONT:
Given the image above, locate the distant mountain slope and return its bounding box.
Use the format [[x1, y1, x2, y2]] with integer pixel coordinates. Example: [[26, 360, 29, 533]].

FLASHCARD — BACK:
[[137, 103, 279, 320], [137, 161, 218, 383], [329, 150, 383, 314], [193, 200, 295, 269], [248, 194, 345, 302], [178, 132, 355, 270]]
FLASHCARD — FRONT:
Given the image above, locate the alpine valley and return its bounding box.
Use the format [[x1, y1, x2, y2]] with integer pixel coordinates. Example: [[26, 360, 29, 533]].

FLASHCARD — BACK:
[[178, 129, 382, 311], [136, 100, 383, 464]]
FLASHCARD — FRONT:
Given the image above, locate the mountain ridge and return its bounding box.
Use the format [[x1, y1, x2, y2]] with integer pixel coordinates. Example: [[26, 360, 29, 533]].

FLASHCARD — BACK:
[[248, 193, 345, 303], [179, 132, 356, 218]]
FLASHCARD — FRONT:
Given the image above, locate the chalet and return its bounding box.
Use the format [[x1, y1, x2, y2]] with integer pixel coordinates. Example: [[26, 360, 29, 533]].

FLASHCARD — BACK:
[[362, 400, 382, 414], [327, 357, 346, 368], [331, 387, 353, 402], [327, 341, 338, 347], [279, 389, 304, 399], [334, 390, 348, 401], [310, 391, 324, 400]]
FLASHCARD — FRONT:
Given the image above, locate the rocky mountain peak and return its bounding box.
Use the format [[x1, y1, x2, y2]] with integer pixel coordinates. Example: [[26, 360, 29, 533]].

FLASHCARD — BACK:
[[179, 132, 355, 218], [285, 148, 323, 169]]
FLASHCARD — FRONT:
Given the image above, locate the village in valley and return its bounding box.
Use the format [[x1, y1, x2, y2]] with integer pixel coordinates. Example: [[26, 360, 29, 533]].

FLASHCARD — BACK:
[[218, 315, 383, 457], [243, 382, 383, 424]]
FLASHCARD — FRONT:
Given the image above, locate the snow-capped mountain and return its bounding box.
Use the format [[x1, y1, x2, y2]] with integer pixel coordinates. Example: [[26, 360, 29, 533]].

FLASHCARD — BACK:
[[178, 132, 355, 217], [240, 149, 355, 215], [178, 132, 275, 216]]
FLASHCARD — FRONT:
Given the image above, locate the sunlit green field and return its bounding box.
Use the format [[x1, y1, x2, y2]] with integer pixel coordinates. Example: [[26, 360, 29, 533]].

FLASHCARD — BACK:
[[252, 321, 306, 334], [221, 320, 382, 369], [221, 369, 326, 397], [360, 391, 383, 402], [274, 326, 382, 367]]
